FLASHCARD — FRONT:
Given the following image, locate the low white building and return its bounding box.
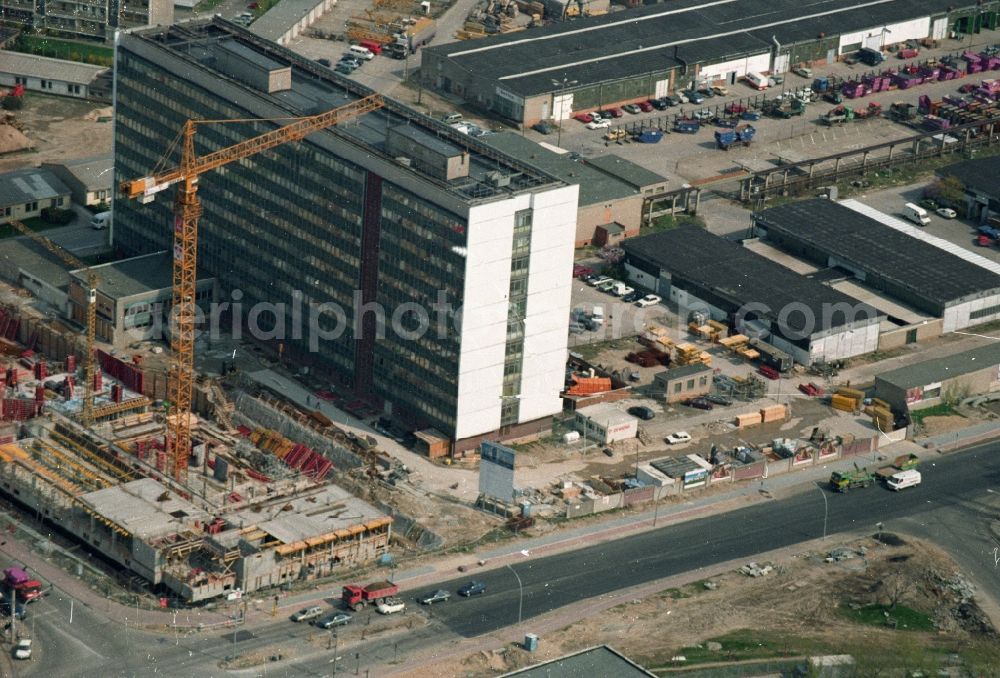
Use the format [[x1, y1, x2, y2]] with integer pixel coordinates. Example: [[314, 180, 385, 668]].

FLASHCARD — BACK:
[[574, 403, 638, 445], [0, 53, 109, 100]]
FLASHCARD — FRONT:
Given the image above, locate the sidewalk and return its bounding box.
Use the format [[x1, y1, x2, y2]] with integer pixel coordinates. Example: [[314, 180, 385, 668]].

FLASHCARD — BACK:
[[0, 426, 981, 635]]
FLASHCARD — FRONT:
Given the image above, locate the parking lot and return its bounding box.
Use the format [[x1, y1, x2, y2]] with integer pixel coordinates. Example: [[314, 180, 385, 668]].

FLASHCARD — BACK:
[[520, 34, 1000, 189]]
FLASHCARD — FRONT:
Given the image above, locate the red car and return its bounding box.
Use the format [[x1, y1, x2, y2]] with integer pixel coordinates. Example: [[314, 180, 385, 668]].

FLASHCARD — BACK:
[[573, 264, 595, 278], [638, 101, 654, 112], [247, 1, 258, 7], [574, 112, 594, 123], [725, 103, 747, 114], [599, 107, 623, 118]]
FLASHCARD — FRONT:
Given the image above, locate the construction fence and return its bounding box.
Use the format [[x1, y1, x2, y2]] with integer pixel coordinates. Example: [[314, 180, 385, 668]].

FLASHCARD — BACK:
[[564, 435, 879, 519]]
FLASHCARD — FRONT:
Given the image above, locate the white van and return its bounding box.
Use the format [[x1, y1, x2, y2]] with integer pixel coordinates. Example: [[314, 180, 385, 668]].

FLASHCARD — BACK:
[[903, 202, 930, 226], [745, 72, 768, 90], [886, 469, 921, 491], [348, 45, 375, 61], [591, 305, 605, 326], [91, 211, 112, 230]]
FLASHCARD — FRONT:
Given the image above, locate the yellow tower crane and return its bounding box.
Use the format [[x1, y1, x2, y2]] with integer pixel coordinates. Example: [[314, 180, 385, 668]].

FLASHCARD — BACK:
[[120, 94, 385, 481], [7, 220, 98, 426]]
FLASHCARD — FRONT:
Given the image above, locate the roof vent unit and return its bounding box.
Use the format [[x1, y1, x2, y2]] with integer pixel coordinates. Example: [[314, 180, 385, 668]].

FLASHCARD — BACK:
[[485, 171, 511, 188], [215, 40, 292, 94], [386, 125, 469, 181], [395, 156, 412, 167]]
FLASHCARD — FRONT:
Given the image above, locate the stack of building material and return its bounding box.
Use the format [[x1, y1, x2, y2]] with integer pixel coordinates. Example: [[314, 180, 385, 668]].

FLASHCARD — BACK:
[[565, 374, 612, 396], [707, 320, 728, 340], [864, 401, 894, 431], [687, 322, 714, 340], [97, 350, 145, 394], [760, 404, 787, 423], [830, 393, 860, 413], [735, 411, 762, 428], [674, 343, 711, 367]]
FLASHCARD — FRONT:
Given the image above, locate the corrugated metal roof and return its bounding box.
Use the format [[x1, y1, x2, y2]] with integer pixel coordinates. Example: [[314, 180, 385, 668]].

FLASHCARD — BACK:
[[0, 52, 108, 85], [585, 155, 667, 191], [877, 342, 1000, 390], [0, 168, 70, 208], [755, 199, 1000, 306], [248, 0, 328, 41], [426, 0, 960, 96], [41, 155, 113, 191], [622, 225, 883, 335]]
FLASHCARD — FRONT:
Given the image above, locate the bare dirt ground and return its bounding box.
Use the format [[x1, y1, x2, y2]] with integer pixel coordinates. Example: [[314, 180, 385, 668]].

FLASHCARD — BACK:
[[920, 415, 976, 438], [436, 535, 1000, 677], [0, 94, 113, 173]]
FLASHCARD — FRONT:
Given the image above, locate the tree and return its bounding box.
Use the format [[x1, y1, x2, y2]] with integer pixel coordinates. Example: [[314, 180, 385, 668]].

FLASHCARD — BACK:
[[881, 571, 913, 610], [925, 175, 965, 206]]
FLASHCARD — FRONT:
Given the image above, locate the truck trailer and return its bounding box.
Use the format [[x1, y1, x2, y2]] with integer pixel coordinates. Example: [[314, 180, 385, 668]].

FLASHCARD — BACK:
[[342, 581, 399, 611]]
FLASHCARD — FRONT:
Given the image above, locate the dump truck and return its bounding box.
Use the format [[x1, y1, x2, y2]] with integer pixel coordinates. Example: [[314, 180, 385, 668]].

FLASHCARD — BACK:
[[876, 453, 919, 480], [342, 581, 399, 611], [830, 465, 875, 492]]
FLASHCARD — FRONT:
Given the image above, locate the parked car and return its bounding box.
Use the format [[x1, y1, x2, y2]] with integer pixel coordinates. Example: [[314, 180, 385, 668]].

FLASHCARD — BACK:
[[376, 598, 406, 615], [586, 119, 611, 129], [595, 278, 620, 292], [622, 103, 642, 114], [314, 612, 352, 629], [601, 107, 623, 118], [693, 108, 714, 120], [791, 66, 813, 78], [335, 63, 356, 74], [588, 275, 612, 287], [683, 90, 704, 104], [573, 264, 595, 278], [650, 98, 669, 110], [458, 581, 487, 597], [674, 92, 689, 104], [711, 85, 729, 96], [704, 394, 733, 406], [532, 121, 555, 135], [316, 58, 332, 67], [666, 431, 692, 445], [684, 397, 714, 410], [629, 406, 655, 420], [574, 112, 594, 123], [638, 100, 654, 112], [339, 55, 362, 68], [290, 606, 324, 622], [697, 87, 714, 99], [663, 95, 680, 107], [635, 294, 662, 307], [418, 590, 451, 605], [12, 639, 30, 660], [622, 290, 643, 303], [936, 207, 957, 219]]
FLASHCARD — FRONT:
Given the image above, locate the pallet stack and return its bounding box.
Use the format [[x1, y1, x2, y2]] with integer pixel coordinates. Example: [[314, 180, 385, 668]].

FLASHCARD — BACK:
[[674, 343, 712, 367], [863, 396, 894, 431]]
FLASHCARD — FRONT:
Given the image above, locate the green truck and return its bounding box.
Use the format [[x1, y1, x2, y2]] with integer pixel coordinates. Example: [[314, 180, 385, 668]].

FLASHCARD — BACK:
[[829, 465, 875, 492]]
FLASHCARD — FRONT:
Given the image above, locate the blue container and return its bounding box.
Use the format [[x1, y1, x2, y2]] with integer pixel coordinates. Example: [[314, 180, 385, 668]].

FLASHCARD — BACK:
[[524, 633, 539, 652]]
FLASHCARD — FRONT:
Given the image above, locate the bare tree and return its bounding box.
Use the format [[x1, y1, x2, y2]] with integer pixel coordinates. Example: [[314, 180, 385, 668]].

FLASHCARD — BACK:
[[882, 571, 914, 610]]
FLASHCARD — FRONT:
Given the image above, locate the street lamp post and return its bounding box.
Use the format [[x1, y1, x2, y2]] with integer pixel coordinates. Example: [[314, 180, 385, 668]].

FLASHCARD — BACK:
[[551, 76, 579, 148], [505, 564, 523, 625], [816, 483, 828, 540]]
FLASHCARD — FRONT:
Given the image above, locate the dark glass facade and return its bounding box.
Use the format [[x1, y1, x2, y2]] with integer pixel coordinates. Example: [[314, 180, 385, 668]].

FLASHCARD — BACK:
[[113, 37, 472, 437]]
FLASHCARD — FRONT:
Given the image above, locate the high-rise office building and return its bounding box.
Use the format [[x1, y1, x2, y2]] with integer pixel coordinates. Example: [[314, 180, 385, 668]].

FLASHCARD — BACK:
[[112, 20, 578, 452]]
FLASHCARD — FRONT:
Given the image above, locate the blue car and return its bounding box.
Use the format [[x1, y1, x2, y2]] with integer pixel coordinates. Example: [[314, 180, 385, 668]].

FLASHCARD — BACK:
[[458, 581, 487, 597]]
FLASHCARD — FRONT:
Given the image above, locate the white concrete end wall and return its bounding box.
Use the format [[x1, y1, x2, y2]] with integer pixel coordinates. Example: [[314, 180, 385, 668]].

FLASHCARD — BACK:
[[838, 17, 931, 53], [519, 184, 579, 423], [943, 294, 1000, 332], [455, 196, 524, 439], [697, 52, 771, 83]]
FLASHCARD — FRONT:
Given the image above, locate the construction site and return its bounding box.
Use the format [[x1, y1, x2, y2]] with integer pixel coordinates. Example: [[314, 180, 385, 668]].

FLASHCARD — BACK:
[[0, 301, 394, 603]]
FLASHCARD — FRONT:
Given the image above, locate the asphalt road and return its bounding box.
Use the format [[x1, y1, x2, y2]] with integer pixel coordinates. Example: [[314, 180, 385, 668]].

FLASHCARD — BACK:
[[408, 444, 1000, 637], [18, 441, 1000, 676]]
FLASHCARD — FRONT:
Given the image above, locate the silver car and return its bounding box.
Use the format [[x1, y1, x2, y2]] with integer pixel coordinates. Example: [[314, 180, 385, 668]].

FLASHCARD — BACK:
[[418, 589, 450, 605]]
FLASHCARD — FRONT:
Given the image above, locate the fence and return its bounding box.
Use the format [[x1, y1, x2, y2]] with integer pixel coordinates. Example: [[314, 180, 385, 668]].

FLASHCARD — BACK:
[[564, 435, 880, 519]]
